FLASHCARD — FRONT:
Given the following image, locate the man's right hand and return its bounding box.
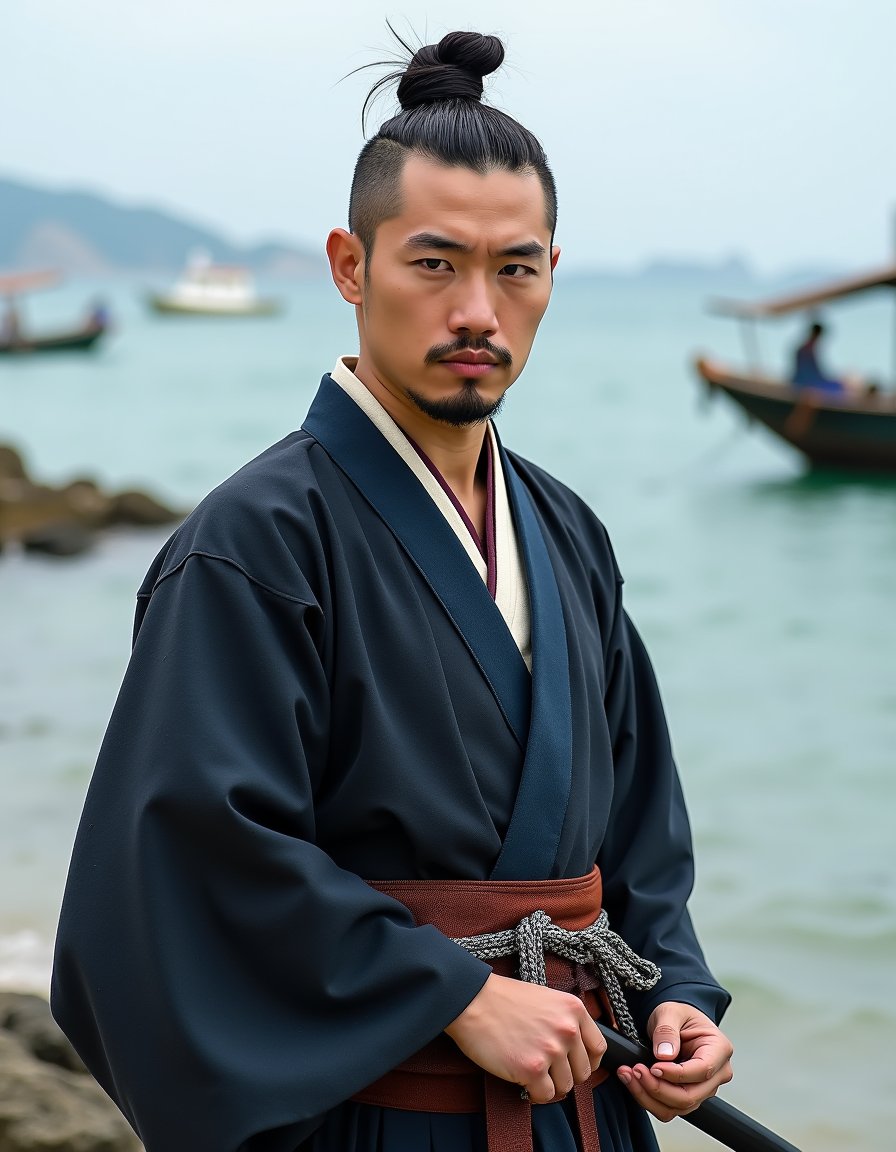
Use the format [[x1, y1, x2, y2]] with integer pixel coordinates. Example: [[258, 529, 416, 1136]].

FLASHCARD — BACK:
[[443, 973, 606, 1103]]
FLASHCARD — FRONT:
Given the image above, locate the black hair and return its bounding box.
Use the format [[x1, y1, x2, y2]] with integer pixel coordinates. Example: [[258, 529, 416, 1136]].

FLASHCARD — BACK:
[[348, 30, 557, 257]]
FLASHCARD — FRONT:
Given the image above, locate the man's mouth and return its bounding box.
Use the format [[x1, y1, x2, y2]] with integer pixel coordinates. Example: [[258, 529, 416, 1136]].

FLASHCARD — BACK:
[[441, 351, 499, 365], [439, 350, 500, 376], [424, 339, 513, 373]]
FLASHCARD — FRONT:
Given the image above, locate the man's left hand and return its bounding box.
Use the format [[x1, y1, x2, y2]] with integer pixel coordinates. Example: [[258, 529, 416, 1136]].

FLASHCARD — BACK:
[[616, 1001, 734, 1123]]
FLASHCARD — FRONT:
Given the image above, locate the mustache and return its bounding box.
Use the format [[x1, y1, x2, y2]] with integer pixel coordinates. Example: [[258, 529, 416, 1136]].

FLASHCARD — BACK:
[[424, 337, 513, 368]]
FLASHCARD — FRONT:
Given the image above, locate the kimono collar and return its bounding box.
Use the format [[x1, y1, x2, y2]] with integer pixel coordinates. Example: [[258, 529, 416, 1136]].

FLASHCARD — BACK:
[[330, 357, 531, 670]]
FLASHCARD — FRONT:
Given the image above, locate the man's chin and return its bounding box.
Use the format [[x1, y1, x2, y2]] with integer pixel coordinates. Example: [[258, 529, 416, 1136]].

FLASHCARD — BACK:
[[404, 384, 506, 428]]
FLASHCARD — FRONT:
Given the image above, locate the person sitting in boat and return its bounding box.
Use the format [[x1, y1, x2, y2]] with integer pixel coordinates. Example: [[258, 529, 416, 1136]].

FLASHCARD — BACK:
[[84, 298, 109, 332], [791, 321, 852, 394], [1, 300, 23, 346]]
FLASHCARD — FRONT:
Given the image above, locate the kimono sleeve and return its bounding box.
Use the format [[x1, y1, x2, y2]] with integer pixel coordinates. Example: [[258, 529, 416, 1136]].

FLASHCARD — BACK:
[[597, 596, 731, 1032], [51, 552, 490, 1152]]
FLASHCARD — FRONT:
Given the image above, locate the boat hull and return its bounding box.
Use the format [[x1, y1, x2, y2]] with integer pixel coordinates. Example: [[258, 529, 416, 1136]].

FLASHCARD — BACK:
[[146, 293, 280, 317], [0, 326, 106, 355], [695, 357, 896, 472]]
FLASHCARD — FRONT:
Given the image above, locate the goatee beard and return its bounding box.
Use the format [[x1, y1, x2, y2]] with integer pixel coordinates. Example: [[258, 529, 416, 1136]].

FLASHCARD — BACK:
[[404, 383, 506, 427], [408, 336, 512, 426]]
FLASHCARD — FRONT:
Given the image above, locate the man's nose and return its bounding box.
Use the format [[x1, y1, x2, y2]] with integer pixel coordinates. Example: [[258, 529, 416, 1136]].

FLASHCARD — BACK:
[[448, 276, 498, 337]]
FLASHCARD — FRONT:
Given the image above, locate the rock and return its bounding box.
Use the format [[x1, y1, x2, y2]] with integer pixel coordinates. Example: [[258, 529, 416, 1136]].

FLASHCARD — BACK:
[[0, 442, 185, 555], [58, 480, 115, 528], [22, 524, 95, 558], [0, 992, 85, 1074], [107, 489, 182, 528], [0, 994, 142, 1151], [0, 445, 28, 481], [0, 480, 83, 542]]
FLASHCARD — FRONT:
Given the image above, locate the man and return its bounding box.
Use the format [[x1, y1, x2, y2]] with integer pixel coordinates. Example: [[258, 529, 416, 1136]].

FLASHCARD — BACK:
[[1, 299, 23, 346], [52, 30, 733, 1152], [791, 321, 846, 394]]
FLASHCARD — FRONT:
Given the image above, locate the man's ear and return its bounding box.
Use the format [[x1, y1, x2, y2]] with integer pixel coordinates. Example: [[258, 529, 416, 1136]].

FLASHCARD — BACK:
[[550, 244, 561, 272], [327, 228, 365, 305]]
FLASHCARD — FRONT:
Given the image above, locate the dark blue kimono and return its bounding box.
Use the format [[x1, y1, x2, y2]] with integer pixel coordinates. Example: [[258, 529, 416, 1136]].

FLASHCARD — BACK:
[[51, 374, 730, 1152]]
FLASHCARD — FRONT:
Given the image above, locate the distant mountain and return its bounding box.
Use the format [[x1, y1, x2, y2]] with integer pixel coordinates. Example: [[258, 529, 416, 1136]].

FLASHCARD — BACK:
[[0, 174, 849, 287], [0, 176, 324, 277]]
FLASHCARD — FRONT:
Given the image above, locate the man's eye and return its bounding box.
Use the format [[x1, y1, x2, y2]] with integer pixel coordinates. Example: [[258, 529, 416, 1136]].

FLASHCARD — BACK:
[[419, 258, 450, 271], [501, 264, 534, 278]]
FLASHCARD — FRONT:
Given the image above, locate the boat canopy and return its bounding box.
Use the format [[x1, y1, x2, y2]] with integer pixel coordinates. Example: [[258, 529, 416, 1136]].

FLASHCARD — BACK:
[[709, 263, 896, 319], [0, 269, 62, 298]]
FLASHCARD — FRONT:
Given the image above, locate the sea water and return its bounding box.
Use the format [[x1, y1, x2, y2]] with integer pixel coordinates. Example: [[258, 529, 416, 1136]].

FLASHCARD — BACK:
[[1, 272, 894, 1150]]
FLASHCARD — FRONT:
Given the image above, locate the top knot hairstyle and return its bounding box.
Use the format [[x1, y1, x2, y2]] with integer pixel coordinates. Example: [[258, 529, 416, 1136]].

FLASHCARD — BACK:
[[348, 30, 557, 258], [394, 31, 503, 109]]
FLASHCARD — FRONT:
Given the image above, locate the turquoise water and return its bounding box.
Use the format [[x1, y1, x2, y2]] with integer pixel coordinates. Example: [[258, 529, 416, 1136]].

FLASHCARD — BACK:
[[2, 273, 895, 1150]]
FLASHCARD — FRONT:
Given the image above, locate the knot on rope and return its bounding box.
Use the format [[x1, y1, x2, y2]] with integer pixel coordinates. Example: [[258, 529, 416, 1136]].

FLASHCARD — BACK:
[[453, 909, 661, 1042]]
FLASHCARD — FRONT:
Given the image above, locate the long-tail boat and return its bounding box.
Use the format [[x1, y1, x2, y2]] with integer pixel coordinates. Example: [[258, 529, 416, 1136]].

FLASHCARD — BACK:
[[695, 264, 896, 472], [0, 270, 109, 356]]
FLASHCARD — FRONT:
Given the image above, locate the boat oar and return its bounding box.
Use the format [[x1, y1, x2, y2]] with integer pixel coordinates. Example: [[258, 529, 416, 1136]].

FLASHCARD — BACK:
[[596, 1022, 803, 1152]]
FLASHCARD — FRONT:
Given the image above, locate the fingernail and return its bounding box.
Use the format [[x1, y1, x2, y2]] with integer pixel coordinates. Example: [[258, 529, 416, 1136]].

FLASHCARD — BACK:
[[618, 1070, 631, 1085], [657, 1042, 675, 1056], [650, 1066, 664, 1079]]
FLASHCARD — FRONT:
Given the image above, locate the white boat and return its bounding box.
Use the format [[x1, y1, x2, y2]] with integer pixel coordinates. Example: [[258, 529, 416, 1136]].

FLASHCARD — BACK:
[[147, 253, 280, 317]]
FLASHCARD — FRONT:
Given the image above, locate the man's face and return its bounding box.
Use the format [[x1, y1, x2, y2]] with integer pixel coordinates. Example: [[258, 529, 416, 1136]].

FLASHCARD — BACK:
[[348, 155, 559, 427]]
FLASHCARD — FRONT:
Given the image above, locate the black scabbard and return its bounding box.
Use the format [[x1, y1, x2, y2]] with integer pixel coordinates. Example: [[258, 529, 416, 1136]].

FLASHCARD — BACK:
[[595, 1022, 803, 1152]]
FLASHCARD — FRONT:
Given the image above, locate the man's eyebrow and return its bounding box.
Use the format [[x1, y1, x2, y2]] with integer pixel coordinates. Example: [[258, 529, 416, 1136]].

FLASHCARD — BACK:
[[496, 240, 546, 259], [405, 232, 472, 253], [404, 233, 547, 259]]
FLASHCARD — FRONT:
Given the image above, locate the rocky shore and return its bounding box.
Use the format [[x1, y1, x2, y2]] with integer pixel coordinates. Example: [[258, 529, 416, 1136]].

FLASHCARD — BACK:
[[0, 991, 142, 1151], [0, 444, 184, 557]]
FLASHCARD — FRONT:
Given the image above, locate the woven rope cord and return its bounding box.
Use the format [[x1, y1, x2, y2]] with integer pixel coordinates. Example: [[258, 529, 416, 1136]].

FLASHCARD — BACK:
[[453, 908, 661, 1041]]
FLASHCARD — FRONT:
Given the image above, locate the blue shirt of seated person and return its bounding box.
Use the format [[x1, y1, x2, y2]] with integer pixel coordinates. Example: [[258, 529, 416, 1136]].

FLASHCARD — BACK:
[[791, 321, 845, 393]]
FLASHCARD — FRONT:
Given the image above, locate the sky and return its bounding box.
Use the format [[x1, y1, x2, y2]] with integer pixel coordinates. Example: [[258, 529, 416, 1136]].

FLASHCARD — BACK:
[[4, 0, 896, 273]]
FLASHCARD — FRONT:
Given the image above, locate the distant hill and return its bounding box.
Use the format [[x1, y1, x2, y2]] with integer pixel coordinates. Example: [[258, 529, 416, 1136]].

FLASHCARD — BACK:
[[0, 176, 324, 277], [0, 173, 847, 288]]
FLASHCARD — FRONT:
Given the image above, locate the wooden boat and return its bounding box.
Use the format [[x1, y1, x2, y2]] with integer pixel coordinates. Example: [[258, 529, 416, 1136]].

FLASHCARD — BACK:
[[0, 323, 107, 356], [695, 263, 896, 472], [147, 255, 280, 317], [696, 357, 896, 471], [0, 269, 109, 356]]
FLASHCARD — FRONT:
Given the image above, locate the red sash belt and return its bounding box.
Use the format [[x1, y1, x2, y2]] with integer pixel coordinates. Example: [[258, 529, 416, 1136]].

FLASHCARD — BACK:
[[352, 867, 611, 1152]]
